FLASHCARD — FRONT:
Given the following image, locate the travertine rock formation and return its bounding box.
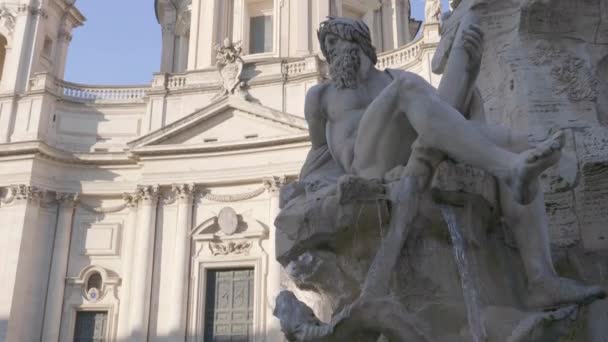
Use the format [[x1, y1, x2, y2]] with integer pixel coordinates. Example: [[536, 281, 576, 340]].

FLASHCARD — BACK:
[[273, 2, 608, 341]]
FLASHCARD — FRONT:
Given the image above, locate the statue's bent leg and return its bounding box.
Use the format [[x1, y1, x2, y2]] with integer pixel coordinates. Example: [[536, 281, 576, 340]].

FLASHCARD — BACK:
[[388, 75, 564, 205], [470, 121, 530, 153]]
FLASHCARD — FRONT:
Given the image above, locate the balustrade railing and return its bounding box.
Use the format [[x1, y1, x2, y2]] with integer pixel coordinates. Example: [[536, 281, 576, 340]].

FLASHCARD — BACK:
[[167, 74, 188, 89], [282, 60, 308, 76], [377, 37, 424, 70], [55, 80, 149, 102]]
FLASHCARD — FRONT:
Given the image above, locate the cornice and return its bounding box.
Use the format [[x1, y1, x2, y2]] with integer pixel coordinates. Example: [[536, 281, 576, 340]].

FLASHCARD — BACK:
[[0, 140, 135, 165], [131, 134, 310, 157]]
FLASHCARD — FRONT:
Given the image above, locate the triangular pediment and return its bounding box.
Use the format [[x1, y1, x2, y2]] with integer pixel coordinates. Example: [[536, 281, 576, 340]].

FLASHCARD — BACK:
[[128, 97, 308, 151]]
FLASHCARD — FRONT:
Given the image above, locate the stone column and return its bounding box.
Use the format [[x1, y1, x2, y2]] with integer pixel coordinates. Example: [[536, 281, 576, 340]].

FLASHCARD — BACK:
[[294, 0, 310, 56], [127, 185, 160, 342], [41, 192, 77, 342], [115, 193, 139, 341], [53, 28, 72, 79], [167, 184, 194, 341], [1, 185, 48, 342], [160, 22, 176, 73], [390, 0, 410, 48], [312, 0, 331, 54], [264, 176, 287, 341], [188, 0, 221, 70]]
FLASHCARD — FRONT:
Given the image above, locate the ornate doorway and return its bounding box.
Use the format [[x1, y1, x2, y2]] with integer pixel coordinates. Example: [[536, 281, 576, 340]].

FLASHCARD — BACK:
[[203, 268, 254, 342]]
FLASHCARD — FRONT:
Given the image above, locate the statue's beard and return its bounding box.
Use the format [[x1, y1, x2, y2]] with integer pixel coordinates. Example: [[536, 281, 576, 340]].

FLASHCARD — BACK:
[[329, 47, 361, 90]]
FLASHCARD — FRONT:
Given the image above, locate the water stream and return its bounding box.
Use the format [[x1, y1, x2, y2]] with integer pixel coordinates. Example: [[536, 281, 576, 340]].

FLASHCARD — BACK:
[[440, 205, 487, 342]]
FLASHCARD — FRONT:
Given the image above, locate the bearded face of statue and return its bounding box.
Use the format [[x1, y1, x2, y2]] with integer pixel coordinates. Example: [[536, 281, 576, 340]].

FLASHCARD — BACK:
[[324, 33, 362, 90]]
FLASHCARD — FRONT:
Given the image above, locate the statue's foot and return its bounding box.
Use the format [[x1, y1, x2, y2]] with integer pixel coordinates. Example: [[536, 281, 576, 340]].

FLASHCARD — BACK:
[[526, 276, 606, 310], [507, 131, 565, 205]]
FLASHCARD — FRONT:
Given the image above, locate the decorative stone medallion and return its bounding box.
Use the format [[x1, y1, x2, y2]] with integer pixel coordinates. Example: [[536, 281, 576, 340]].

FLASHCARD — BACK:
[[87, 287, 100, 302], [218, 207, 239, 235]]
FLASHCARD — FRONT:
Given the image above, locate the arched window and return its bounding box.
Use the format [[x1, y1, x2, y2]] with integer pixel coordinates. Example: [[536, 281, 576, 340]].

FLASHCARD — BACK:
[[0, 34, 7, 81]]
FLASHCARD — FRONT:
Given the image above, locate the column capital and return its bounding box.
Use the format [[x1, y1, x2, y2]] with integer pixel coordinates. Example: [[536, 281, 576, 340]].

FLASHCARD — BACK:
[[136, 185, 161, 204], [56, 192, 78, 207], [17, 4, 47, 18], [171, 183, 195, 202], [263, 176, 288, 194], [162, 21, 176, 35], [122, 192, 140, 208]]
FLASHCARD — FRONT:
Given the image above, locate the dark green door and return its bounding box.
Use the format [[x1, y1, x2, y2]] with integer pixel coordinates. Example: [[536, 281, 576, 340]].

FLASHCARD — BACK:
[[204, 268, 254, 342], [73, 311, 107, 342]]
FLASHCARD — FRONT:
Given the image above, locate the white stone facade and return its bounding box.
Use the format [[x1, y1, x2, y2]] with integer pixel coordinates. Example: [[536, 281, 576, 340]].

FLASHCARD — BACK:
[[0, 0, 439, 341]]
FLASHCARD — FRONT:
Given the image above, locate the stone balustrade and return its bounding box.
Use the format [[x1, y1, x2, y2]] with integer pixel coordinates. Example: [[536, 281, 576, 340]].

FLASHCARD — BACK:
[[48, 40, 429, 106], [55, 80, 149, 103], [167, 74, 188, 89], [282, 60, 307, 76], [377, 36, 424, 70]]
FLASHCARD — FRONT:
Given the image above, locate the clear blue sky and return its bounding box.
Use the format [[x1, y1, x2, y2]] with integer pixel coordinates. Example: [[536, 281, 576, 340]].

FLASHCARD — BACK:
[[64, 0, 448, 85]]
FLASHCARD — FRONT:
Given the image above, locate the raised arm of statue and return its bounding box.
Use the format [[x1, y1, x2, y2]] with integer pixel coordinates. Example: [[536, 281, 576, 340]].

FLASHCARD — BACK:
[[436, 6, 485, 115]]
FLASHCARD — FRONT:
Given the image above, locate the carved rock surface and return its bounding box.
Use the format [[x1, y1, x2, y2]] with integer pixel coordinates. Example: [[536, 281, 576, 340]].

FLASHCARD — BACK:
[[275, 1, 608, 340]]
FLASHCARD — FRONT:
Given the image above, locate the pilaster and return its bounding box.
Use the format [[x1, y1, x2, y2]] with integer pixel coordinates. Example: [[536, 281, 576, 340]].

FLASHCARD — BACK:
[[188, 0, 221, 70], [311, 0, 331, 54], [41, 192, 78, 342], [160, 21, 176, 73], [293, 0, 310, 56], [127, 185, 160, 342], [115, 193, 140, 341], [167, 183, 195, 341], [0, 184, 51, 342], [263, 176, 287, 341]]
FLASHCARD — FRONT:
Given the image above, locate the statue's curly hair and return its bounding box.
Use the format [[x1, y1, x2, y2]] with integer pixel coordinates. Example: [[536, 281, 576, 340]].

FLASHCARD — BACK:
[[317, 16, 377, 65]]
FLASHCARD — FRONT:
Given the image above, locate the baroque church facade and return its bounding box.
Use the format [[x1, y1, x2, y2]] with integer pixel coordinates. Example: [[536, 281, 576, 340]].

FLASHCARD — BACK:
[[0, 0, 441, 341]]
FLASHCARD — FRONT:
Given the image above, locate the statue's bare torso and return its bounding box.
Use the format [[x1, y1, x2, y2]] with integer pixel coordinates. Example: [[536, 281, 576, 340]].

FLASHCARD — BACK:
[[308, 69, 419, 178]]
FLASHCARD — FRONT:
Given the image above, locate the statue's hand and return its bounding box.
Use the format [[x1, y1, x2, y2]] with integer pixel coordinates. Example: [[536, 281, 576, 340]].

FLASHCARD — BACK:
[[462, 24, 484, 76]]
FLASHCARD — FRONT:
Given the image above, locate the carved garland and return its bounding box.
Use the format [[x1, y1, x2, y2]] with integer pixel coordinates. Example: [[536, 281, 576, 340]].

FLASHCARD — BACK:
[[209, 241, 253, 256], [201, 187, 267, 202], [1, 185, 42, 205], [1, 179, 289, 210]]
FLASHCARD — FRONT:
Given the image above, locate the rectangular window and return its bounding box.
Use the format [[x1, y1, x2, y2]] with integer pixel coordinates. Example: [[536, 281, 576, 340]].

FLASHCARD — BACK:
[[73, 311, 108, 342], [249, 15, 273, 54], [204, 268, 254, 342]]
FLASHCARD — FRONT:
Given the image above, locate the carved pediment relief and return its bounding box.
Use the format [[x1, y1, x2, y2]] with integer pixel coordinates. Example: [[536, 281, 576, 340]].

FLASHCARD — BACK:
[[157, 107, 302, 145], [191, 209, 269, 242], [128, 97, 308, 152]]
